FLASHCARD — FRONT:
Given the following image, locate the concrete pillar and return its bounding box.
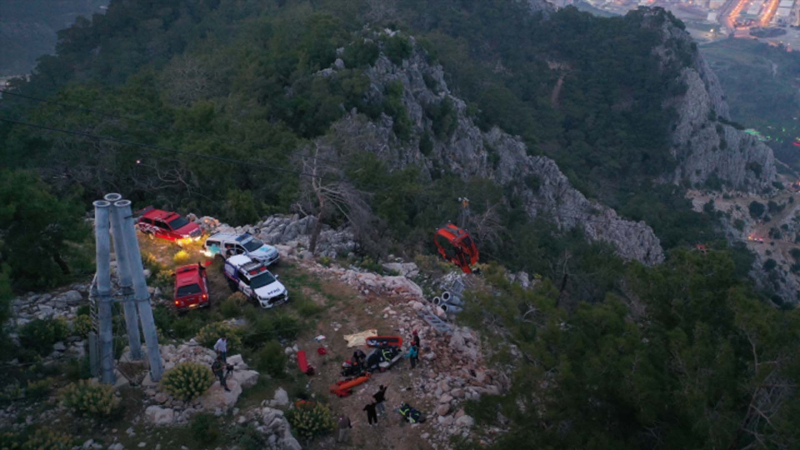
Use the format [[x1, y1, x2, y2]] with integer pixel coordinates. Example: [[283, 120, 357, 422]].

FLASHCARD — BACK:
[[93, 200, 116, 385], [114, 199, 163, 381], [105, 193, 143, 360]]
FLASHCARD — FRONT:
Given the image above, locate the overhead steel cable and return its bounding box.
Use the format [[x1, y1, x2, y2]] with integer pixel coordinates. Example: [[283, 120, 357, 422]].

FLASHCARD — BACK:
[[0, 88, 349, 167], [0, 117, 320, 180], [0, 118, 662, 232], [0, 89, 170, 130]]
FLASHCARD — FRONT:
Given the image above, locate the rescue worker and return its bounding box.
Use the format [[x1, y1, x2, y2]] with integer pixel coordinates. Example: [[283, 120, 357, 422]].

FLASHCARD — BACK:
[[399, 403, 416, 423], [411, 330, 421, 348], [214, 334, 228, 363], [373, 385, 388, 416], [211, 355, 231, 392], [337, 414, 352, 442], [405, 344, 419, 369], [363, 402, 378, 426]]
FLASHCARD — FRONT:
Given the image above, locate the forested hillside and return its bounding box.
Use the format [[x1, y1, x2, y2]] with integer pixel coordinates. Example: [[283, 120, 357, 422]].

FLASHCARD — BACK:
[[0, 0, 108, 76], [1, 1, 799, 448]]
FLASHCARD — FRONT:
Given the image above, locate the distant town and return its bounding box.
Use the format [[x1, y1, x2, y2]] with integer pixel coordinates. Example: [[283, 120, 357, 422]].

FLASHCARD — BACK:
[[561, 0, 800, 50]]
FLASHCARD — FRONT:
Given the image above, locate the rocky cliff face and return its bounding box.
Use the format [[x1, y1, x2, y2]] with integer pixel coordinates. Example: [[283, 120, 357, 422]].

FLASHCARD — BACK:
[[321, 34, 665, 265], [644, 9, 777, 192]]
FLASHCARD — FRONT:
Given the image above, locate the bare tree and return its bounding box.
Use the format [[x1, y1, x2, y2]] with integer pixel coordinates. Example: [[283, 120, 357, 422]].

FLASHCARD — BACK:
[[295, 143, 374, 255]]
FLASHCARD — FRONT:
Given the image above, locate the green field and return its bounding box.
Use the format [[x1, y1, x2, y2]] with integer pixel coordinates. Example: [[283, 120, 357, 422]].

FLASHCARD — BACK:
[[701, 38, 800, 169]]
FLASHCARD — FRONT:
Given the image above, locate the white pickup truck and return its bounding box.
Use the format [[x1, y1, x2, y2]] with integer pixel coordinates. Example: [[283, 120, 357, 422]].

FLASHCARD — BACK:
[[223, 255, 289, 308]]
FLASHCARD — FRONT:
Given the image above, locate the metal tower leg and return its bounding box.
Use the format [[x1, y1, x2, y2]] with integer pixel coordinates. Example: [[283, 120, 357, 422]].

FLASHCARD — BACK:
[[114, 199, 164, 381], [93, 200, 116, 384], [105, 193, 143, 360]]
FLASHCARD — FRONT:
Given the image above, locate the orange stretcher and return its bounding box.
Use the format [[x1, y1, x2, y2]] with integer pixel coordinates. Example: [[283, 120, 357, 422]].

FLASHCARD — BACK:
[[330, 373, 371, 397], [297, 350, 315, 375]]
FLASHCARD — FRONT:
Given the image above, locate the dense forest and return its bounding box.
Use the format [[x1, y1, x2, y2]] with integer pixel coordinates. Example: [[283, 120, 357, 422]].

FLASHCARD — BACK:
[[1, 1, 798, 448]]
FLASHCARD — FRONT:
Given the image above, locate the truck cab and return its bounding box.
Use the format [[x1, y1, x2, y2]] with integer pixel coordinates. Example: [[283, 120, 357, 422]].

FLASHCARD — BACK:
[[204, 232, 279, 266], [223, 255, 288, 309], [136, 207, 203, 245], [174, 263, 209, 311]]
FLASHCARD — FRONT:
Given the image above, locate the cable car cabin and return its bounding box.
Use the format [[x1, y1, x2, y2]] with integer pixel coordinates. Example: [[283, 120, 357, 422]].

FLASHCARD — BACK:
[[434, 224, 479, 273]]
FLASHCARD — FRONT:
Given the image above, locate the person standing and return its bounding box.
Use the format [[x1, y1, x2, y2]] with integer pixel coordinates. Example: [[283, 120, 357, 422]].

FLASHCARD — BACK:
[[373, 385, 388, 416], [214, 334, 228, 363], [337, 414, 352, 443], [411, 330, 420, 348], [405, 344, 419, 369], [211, 355, 231, 392], [363, 402, 378, 426]]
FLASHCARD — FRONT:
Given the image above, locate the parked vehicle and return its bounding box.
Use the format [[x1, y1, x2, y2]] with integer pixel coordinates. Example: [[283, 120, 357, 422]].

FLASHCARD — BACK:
[[173, 263, 209, 311], [203, 232, 279, 265], [223, 255, 288, 308], [136, 207, 203, 244]]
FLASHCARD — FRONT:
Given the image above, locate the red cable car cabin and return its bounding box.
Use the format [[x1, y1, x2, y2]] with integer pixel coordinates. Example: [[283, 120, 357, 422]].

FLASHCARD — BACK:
[[434, 224, 479, 273]]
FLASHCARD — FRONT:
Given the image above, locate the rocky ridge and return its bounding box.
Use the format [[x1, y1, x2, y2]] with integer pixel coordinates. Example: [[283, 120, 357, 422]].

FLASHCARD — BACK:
[[318, 34, 665, 265], [644, 9, 777, 192]]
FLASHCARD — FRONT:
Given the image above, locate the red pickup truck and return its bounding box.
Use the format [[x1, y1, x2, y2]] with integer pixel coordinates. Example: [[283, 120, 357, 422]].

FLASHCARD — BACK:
[[136, 207, 203, 245], [174, 263, 209, 311]]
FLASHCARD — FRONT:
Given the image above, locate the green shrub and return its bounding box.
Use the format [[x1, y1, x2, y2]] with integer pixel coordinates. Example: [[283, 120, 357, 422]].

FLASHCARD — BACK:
[[60, 380, 120, 418], [63, 357, 92, 382], [383, 34, 412, 65], [173, 250, 191, 265], [154, 271, 174, 289], [255, 341, 287, 378], [318, 256, 332, 267], [191, 412, 220, 444], [25, 378, 53, 399], [1, 428, 75, 450], [763, 259, 777, 271], [141, 251, 165, 276], [76, 305, 90, 316], [19, 318, 69, 356], [286, 402, 336, 440], [748, 201, 766, 218], [221, 292, 248, 318], [242, 314, 298, 349], [197, 322, 242, 353], [72, 315, 92, 338], [161, 362, 215, 401]]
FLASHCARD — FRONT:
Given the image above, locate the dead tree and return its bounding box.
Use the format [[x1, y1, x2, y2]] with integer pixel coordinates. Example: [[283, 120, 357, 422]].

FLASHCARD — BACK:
[[296, 143, 374, 255]]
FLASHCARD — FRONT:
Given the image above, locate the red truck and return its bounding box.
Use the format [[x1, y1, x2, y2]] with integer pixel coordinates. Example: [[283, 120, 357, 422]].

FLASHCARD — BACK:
[[136, 207, 203, 245], [173, 263, 210, 311]]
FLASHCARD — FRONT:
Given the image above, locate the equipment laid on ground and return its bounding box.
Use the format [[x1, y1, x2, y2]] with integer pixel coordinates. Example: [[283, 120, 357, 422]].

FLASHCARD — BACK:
[[364, 346, 402, 373], [330, 373, 371, 397], [434, 223, 479, 273], [366, 336, 403, 348], [418, 311, 452, 334], [297, 350, 315, 376], [397, 403, 426, 423]]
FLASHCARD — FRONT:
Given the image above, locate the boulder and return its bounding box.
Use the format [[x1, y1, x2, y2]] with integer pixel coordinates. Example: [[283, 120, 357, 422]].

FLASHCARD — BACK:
[[436, 404, 451, 416], [55, 290, 83, 307], [199, 380, 243, 411], [53, 342, 66, 352], [145, 406, 175, 426], [455, 415, 475, 427], [273, 387, 289, 406], [227, 354, 248, 369], [229, 369, 259, 389]]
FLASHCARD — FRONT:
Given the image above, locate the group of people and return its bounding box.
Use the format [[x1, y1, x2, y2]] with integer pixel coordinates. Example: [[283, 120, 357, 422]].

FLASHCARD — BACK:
[[337, 331, 424, 443], [336, 384, 388, 443], [209, 331, 423, 444]]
